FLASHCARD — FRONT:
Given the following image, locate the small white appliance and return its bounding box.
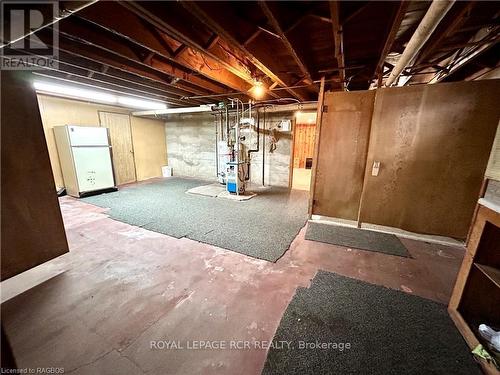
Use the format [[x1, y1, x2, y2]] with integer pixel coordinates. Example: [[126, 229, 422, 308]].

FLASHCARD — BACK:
[[54, 125, 117, 197]]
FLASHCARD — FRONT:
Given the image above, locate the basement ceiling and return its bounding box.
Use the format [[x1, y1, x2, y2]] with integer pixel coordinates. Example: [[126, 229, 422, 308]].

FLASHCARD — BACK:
[[3, 1, 499, 107]]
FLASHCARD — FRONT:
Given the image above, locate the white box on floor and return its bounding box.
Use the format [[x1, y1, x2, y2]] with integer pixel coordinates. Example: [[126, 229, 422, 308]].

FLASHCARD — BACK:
[[162, 166, 173, 177]]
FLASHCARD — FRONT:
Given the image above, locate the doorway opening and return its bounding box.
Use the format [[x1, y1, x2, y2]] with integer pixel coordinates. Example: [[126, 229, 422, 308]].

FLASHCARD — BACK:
[[292, 112, 316, 191]]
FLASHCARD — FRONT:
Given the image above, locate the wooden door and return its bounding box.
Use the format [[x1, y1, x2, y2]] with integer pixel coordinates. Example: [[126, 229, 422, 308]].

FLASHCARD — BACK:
[[98, 112, 136, 185], [312, 90, 375, 220]]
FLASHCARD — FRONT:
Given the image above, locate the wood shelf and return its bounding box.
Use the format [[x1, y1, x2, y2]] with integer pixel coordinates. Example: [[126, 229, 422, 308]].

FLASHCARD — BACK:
[[449, 201, 500, 375], [475, 264, 500, 288]]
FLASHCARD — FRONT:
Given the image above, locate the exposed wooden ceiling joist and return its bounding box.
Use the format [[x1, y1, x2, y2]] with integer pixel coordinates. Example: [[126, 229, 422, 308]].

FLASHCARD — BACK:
[[74, 2, 252, 95], [414, 2, 477, 66], [179, 0, 307, 101], [35, 27, 213, 99], [258, 1, 315, 87], [119, 2, 263, 92], [329, 1, 346, 90], [374, 1, 409, 87], [56, 19, 227, 95]]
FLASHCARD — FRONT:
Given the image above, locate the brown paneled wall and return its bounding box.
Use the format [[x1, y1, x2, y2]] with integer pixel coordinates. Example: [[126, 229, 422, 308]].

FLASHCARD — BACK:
[[311, 80, 500, 239]]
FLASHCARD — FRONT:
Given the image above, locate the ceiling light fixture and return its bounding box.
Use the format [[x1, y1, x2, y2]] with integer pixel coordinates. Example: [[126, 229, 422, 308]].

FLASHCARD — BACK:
[[33, 81, 116, 103], [250, 81, 266, 99], [117, 96, 167, 110], [33, 80, 167, 110]]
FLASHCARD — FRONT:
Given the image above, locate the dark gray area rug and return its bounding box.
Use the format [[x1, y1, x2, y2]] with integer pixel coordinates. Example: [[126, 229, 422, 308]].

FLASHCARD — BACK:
[[83, 178, 308, 262], [262, 271, 481, 375], [305, 221, 409, 257]]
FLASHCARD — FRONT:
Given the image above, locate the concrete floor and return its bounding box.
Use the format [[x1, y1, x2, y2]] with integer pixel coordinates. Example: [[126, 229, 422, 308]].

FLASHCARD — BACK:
[[1, 195, 465, 375]]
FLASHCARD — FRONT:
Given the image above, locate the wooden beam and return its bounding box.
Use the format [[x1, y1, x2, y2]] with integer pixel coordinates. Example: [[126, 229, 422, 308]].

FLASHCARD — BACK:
[[374, 1, 409, 87], [74, 4, 252, 93], [120, 2, 256, 87], [430, 37, 498, 83], [33, 58, 201, 104], [205, 34, 219, 50], [55, 23, 224, 95], [243, 29, 262, 46], [343, 3, 372, 25], [51, 52, 202, 99], [258, 1, 314, 86], [174, 44, 187, 57], [180, 0, 307, 101], [308, 77, 326, 217], [329, 1, 345, 90], [36, 28, 212, 97]]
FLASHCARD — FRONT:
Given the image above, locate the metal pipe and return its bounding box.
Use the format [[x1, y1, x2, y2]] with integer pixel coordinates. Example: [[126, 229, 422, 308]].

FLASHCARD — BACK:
[[235, 99, 240, 195], [225, 105, 230, 143], [385, 0, 455, 87], [246, 109, 260, 181], [262, 107, 266, 186], [214, 113, 219, 178]]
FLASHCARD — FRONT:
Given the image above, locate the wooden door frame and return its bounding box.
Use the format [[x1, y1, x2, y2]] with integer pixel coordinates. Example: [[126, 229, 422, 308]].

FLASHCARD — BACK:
[[98, 110, 138, 184]]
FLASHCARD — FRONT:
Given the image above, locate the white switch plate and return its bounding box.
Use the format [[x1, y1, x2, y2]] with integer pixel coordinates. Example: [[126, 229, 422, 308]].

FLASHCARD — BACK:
[[372, 161, 381, 176]]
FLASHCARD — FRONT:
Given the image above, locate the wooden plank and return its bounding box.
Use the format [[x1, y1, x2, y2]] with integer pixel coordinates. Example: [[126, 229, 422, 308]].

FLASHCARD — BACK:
[[329, 1, 345, 90], [99, 112, 137, 185], [312, 90, 376, 220], [359, 80, 500, 238], [180, 1, 306, 102], [1, 71, 68, 280], [258, 1, 314, 86], [475, 264, 500, 288], [308, 77, 325, 216], [375, 1, 409, 87], [72, 4, 252, 93]]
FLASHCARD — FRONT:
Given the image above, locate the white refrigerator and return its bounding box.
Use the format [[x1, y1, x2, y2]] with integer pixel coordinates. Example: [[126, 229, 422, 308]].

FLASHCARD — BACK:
[[54, 125, 117, 197]]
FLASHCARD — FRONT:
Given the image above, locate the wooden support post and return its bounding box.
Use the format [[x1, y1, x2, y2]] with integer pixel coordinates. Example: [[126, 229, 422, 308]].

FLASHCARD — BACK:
[[308, 77, 326, 217]]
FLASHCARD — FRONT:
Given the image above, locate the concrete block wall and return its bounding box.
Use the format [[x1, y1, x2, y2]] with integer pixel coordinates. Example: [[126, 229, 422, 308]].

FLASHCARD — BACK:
[[164, 111, 294, 187]]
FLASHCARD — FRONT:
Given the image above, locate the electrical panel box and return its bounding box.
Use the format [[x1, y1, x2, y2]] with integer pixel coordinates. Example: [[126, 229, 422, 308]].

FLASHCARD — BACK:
[[277, 119, 292, 132]]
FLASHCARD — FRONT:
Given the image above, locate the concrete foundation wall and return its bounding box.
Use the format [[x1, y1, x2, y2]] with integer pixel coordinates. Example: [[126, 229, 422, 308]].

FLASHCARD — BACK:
[[165, 113, 217, 181], [164, 111, 294, 187]]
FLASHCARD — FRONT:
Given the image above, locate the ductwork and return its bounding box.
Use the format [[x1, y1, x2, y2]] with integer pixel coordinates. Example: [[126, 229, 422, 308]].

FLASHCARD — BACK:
[[385, 0, 455, 87]]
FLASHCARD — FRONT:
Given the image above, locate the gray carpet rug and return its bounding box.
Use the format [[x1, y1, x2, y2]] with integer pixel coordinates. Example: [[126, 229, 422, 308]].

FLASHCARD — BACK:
[[305, 222, 409, 257], [83, 178, 308, 262], [262, 271, 481, 375]]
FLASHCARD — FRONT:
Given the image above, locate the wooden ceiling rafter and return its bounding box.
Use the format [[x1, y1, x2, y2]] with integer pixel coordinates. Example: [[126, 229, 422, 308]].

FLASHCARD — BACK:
[[414, 2, 477, 67], [37, 27, 213, 99], [54, 18, 227, 93], [54, 52, 204, 100], [258, 1, 314, 87], [69, 7, 250, 95], [179, 0, 307, 101], [329, 1, 346, 90], [119, 1, 262, 94], [374, 1, 410, 87]]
